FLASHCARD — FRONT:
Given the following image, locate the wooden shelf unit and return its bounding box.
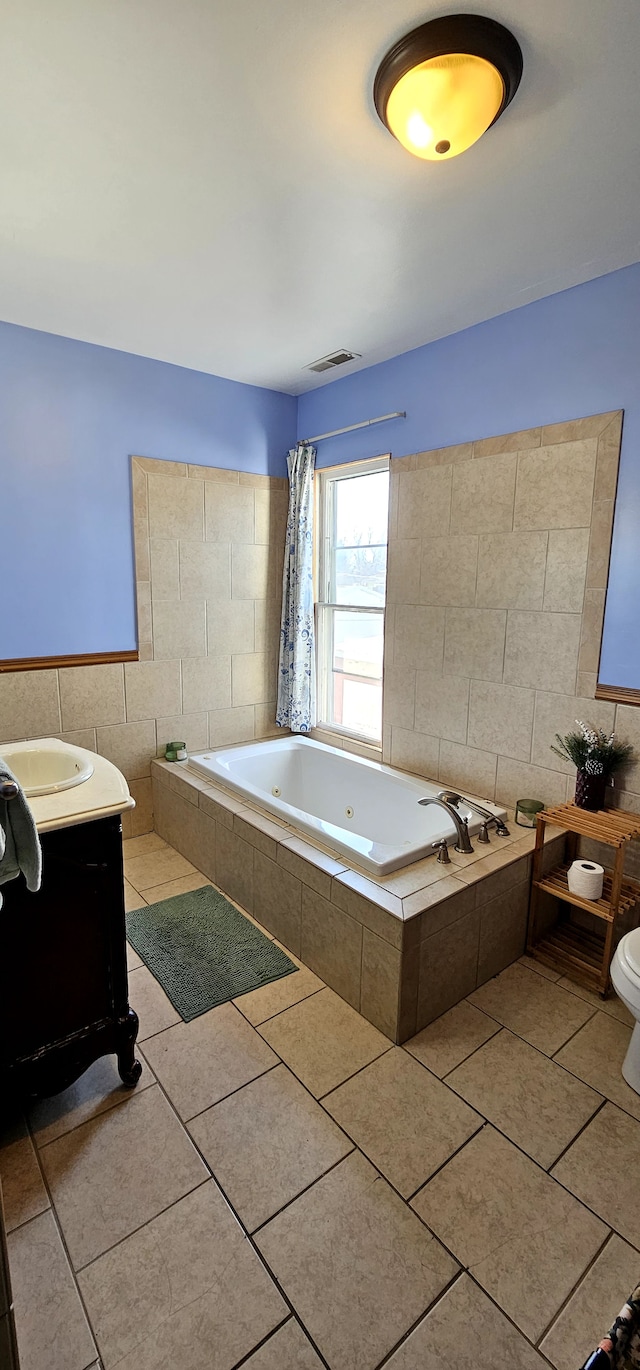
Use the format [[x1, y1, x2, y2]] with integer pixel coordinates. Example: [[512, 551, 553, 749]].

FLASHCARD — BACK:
[[526, 802, 640, 996], [534, 918, 606, 988]]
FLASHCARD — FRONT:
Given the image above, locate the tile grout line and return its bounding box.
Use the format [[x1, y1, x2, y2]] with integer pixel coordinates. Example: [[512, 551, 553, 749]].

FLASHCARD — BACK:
[[549, 1006, 602, 1058], [455, 1089, 637, 1255], [533, 1226, 614, 1351], [538, 532, 552, 712], [1, 1204, 51, 1240], [404, 1119, 487, 1206], [44, 1082, 189, 1259], [248, 1148, 357, 1240], [444, 991, 603, 1079], [555, 968, 634, 1024], [408, 1132, 495, 1259], [28, 1063, 156, 1152], [182, 1060, 282, 1124], [314, 1042, 396, 1104], [441, 1024, 508, 1084], [73, 1174, 212, 1278], [134, 941, 319, 1059], [123, 860, 203, 897], [422, 1052, 624, 1237], [241, 1033, 484, 1247], [546, 1095, 609, 1173], [464, 1272, 558, 1368], [372, 1267, 465, 1370], [549, 1037, 640, 1130], [473, 890, 482, 992], [54, 667, 63, 734], [141, 1069, 334, 1370], [358, 911, 365, 1015], [232, 983, 326, 1031], [227, 1313, 293, 1370], [442, 1045, 608, 1181], [519, 955, 562, 983], [22, 1111, 101, 1365], [406, 1182, 561, 1366], [406, 1004, 502, 1083]]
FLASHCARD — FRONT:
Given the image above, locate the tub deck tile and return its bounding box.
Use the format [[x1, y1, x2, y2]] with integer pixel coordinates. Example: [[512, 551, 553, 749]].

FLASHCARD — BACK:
[[332, 868, 404, 919]]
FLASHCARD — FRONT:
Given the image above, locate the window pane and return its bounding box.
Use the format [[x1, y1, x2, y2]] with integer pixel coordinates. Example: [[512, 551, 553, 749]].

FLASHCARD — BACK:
[[329, 609, 383, 741], [332, 610, 383, 679], [335, 544, 387, 606], [317, 459, 389, 746], [335, 676, 382, 741], [335, 471, 390, 550]]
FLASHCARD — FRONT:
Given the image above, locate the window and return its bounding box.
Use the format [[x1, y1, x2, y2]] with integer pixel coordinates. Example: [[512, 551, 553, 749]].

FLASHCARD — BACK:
[[316, 456, 390, 744]]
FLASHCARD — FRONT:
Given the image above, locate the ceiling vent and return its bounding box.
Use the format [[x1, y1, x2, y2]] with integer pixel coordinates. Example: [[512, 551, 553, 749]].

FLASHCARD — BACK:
[[306, 349, 361, 373]]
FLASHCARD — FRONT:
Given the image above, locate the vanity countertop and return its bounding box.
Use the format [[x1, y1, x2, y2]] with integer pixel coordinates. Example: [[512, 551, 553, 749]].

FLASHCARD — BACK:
[[0, 737, 135, 833]]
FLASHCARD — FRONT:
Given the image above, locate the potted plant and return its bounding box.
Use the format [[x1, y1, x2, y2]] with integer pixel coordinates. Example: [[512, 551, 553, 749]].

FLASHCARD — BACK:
[[551, 721, 633, 811]]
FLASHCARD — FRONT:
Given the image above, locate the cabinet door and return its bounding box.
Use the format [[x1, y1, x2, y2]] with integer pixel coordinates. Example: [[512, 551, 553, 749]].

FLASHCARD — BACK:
[[0, 816, 127, 1062]]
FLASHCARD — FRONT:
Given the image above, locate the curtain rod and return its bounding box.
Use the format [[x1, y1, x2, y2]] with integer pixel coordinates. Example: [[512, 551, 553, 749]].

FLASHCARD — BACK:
[[302, 411, 406, 445]]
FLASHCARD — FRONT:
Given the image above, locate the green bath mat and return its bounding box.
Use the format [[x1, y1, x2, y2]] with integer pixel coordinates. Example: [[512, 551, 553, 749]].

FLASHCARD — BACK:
[[126, 884, 297, 1022]]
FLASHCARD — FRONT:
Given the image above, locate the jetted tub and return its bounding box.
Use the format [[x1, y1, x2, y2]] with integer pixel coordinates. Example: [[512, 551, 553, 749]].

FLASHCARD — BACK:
[[188, 736, 507, 875]]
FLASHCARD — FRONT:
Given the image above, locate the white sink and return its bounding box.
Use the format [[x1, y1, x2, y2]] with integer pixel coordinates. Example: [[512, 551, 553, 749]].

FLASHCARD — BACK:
[[1, 744, 94, 797]]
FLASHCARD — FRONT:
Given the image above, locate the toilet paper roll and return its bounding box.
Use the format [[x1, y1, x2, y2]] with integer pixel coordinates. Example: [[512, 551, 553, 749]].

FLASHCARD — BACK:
[[567, 859, 604, 901]]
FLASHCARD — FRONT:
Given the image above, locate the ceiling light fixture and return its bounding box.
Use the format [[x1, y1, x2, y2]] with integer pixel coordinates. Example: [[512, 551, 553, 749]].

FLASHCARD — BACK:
[[374, 13, 522, 161]]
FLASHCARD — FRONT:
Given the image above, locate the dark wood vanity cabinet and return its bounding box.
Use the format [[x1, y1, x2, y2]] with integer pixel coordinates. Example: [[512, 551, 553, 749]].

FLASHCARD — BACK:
[[0, 814, 141, 1101]]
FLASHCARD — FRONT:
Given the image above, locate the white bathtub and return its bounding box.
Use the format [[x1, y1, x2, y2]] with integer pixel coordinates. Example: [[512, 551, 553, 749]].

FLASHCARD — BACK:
[[187, 737, 507, 875]]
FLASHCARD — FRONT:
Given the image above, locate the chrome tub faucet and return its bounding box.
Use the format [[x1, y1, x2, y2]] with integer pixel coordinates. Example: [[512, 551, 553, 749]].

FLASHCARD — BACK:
[[419, 794, 474, 855]]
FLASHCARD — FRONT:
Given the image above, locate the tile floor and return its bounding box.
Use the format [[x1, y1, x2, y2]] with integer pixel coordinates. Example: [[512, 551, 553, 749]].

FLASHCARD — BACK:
[[2, 832, 640, 1370]]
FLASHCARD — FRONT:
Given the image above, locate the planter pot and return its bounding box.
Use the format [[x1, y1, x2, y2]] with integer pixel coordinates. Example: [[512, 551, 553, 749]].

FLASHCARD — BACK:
[[574, 769, 608, 811]]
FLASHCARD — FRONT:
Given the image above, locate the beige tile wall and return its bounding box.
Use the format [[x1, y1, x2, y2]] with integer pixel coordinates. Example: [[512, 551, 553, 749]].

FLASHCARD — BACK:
[[383, 411, 634, 810], [0, 456, 288, 836]]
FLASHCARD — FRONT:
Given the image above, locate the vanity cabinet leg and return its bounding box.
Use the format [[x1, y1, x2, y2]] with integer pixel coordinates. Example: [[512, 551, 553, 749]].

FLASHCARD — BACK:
[[116, 1009, 142, 1087]]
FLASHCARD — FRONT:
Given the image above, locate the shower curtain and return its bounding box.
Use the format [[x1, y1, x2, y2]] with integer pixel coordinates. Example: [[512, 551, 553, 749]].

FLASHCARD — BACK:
[[276, 442, 316, 733]]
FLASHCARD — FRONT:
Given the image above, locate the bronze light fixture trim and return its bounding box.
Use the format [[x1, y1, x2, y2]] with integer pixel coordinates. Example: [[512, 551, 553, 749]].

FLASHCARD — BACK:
[[374, 13, 523, 161]]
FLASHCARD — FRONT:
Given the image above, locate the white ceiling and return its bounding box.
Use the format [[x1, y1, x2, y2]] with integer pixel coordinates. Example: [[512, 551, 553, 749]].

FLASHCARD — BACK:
[[2, 0, 640, 395]]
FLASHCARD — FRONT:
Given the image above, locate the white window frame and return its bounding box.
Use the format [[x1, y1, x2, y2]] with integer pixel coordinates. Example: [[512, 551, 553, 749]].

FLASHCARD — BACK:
[[315, 454, 390, 745]]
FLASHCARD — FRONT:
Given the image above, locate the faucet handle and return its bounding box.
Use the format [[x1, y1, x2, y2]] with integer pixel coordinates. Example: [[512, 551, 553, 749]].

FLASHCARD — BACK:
[[454, 817, 474, 855], [478, 815, 510, 841], [432, 839, 451, 864]]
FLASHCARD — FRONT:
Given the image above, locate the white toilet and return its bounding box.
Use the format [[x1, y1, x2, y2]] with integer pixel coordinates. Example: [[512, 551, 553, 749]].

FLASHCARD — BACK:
[[611, 927, 640, 1094]]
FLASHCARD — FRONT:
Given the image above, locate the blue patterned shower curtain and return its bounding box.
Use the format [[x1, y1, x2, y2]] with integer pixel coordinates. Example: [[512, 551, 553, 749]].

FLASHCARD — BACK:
[[276, 442, 316, 733]]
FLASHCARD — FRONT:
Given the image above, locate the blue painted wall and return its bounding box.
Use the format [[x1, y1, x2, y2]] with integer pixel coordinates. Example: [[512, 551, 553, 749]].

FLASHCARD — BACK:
[[298, 263, 640, 689], [3, 263, 639, 680], [0, 322, 296, 659]]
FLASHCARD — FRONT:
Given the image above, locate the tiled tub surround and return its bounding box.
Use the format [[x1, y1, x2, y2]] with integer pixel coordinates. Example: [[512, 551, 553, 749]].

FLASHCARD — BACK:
[[188, 736, 508, 874], [384, 411, 626, 810], [0, 455, 288, 837], [152, 757, 565, 1042]]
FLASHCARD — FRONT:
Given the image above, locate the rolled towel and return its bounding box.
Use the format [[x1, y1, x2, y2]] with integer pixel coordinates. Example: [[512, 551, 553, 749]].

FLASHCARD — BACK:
[[567, 859, 604, 901], [0, 760, 42, 909]]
